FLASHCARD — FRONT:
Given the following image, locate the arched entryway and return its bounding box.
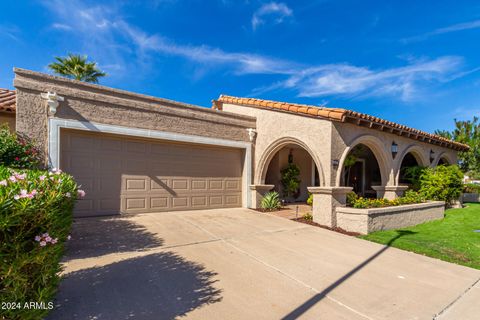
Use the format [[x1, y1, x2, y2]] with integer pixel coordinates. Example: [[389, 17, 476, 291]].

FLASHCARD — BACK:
[[340, 143, 382, 198], [398, 152, 421, 184], [438, 157, 450, 165], [263, 144, 320, 202]]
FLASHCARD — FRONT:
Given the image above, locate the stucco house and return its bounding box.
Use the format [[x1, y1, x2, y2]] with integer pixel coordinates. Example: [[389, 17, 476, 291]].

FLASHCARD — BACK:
[[0, 68, 469, 230]]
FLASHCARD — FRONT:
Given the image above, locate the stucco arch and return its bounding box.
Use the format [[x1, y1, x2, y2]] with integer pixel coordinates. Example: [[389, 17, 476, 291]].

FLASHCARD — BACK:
[[335, 134, 391, 187], [394, 144, 429, 184], [433, 152, 454, 166], [256, 136, 326, 186]]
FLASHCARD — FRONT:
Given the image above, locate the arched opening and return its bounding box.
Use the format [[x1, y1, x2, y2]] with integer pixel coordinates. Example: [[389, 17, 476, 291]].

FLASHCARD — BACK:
[[399, 152, 420, 184], [438, 157, 450, 165], [264, 144, 320, 202], [341, 143, 382, 198]]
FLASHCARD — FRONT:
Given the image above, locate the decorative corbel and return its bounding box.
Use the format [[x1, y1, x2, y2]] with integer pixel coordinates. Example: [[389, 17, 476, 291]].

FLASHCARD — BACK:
[[40, 92, 64, 115], [247, 128, 257, 142]]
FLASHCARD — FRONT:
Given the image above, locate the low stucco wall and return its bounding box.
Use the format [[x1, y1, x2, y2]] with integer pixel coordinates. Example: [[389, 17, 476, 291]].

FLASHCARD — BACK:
[[336, 201, 445, 234], [463, 193, 480, 203]]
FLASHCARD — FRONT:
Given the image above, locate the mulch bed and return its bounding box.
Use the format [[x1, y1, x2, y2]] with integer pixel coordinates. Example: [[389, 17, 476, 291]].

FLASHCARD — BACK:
[[292, 217, 361, 236]]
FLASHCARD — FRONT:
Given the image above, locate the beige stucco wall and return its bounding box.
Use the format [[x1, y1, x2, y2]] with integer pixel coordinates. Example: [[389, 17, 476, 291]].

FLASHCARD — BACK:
[[13, 68, 256, 165], [336, 201, 445, 234], [222, 103, 333, 187], [332, 122, 459, 187], [0, 113, 15, 131]]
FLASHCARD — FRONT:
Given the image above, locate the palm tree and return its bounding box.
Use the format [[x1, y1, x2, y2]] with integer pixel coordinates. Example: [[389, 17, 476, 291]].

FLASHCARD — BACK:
[[48, 54, 107, 83]]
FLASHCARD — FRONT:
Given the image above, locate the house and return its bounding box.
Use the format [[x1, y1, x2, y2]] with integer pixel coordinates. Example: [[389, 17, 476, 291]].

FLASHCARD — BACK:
[[2, 68, 469, 228]]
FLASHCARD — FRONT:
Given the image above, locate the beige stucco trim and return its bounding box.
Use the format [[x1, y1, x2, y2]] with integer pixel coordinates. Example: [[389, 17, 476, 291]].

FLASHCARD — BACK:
[[48, 118, 253, 208], [432, 151, 455, 166]]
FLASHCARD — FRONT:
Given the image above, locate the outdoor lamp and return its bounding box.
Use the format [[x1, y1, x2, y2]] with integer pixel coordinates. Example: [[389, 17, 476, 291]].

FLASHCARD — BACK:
[[332, 159, 339, 168], [391, 142, 398, 159]]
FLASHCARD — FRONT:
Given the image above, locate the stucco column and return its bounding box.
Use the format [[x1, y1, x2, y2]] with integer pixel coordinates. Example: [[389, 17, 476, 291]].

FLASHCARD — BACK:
[[372, 185, 408, 200], [307, 187, 353, 228], [249, 185, 274, 209]]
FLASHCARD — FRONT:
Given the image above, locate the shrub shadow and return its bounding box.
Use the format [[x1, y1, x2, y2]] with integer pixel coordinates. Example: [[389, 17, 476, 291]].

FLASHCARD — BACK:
[[48, 251, 222, 320], [64, 217, 164, 260]]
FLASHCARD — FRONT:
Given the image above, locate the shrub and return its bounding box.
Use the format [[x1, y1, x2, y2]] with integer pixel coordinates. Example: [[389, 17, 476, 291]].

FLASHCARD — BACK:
[[0, 166, 83, 320], [402, 166, 426, 191], [261, 191, 281, 211], [346, 192, 358, 207], [0, 124, 40, 169], [302, 212, 313, 221], [464, 183, 480, 193], [306, 193, 313, 206], [418, 165, 463, 206], [352, 191, 425, 209], [281, 163, 301, 198]]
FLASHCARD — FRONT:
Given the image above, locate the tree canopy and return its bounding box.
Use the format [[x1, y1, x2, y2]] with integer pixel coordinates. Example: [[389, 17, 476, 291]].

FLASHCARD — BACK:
[[436, 117, 480, 178], [48, 54, 107, 83]]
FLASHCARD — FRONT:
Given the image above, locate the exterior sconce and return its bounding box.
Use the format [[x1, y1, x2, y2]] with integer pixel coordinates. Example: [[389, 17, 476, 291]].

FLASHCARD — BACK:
[[41, 91, 64, 115], [391, 141, 398, 159], [246, 128, 256, 142], [332, 159, 339, 169], [430, 150, 435, 164]]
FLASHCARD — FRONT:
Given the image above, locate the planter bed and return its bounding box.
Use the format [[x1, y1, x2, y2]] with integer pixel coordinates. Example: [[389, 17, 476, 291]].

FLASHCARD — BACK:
[[336, 201, 445, 235]]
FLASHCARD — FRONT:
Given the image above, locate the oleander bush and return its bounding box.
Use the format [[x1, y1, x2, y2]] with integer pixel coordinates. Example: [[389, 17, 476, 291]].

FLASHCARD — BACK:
[[0, 166, 84, 320], [463, 183, 480, 193], [260, 191, 282, 211], [0, 124, 40, 169]]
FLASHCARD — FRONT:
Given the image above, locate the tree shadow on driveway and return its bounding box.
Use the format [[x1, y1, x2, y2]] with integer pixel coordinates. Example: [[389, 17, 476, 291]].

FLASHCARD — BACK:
[[64, 216, 164, 260], [48, 251, 222, 320]]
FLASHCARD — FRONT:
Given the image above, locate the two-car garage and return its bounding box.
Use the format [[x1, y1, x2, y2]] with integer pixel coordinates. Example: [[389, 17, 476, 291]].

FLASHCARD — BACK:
[[60, 129, 246, 217]]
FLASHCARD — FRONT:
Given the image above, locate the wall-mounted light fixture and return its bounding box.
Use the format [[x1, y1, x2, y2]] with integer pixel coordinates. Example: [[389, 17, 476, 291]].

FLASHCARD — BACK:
[[430, 150, 435, 164], [391, 141, 398, 159], [332, 159, 339, 169]]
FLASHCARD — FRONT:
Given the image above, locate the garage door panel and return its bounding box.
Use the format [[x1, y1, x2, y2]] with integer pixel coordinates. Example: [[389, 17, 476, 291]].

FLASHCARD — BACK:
[[60, 129, 243, 216]]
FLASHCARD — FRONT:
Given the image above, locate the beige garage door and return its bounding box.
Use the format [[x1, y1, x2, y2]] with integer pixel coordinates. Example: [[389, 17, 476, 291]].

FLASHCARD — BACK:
[[60, 129, 243, 217]]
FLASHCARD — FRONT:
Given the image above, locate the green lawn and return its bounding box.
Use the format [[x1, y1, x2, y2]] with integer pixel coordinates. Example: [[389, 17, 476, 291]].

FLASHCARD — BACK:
[[359, 203, 480, 270]]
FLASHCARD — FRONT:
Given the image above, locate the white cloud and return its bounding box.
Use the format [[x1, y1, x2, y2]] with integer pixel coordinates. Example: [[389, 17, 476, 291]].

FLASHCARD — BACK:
[[251, 2, 293, 30], [42, 0, 472, 101], [282, 57, 464, 100], [0, 24, 21, 42], [403, 19, 480, 43]]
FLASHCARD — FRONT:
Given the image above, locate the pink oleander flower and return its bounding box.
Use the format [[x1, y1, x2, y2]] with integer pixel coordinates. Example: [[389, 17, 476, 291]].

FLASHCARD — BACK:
[[20, 189, 28, 198], [14, 195, 20, 200], [34, 236, 41, 242], [65, 192, 71, 198], [8, 176, 17, 182], [39, 175, 46, 181], [39, 241, 47, 247], [51, 238, 58, 244], [0, 180, 6, 186], [77, 189, 86, 198], [57, 179, 62, 183], [45, 236, 52, 242], [67, 235, 71, 240], [42, 233, 49, 237], [15, 173, 26, 180]]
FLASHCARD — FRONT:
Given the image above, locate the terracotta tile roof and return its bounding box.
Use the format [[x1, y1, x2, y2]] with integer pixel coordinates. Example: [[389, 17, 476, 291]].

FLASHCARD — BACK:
[[0, 88, 15, 113], [214, 95, 469, 152]]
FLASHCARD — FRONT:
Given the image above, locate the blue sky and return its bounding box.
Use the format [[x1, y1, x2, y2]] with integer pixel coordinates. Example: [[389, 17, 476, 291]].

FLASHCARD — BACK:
[[1, 1, 480, 133]]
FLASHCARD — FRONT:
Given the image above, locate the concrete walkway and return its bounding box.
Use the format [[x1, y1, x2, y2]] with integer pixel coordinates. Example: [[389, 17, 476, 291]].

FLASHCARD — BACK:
[[48, 208, 480, 320]]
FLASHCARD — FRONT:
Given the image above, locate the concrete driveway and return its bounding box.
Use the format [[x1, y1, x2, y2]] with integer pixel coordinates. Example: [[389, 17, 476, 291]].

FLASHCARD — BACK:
[[48, 208, 480, 320]]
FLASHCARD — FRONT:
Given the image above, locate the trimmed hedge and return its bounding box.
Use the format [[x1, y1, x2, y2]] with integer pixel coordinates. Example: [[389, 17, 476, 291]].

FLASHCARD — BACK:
[[464, 183, 480, 193], [352, 190, 426, 209], [0, 166, 83, 320]]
